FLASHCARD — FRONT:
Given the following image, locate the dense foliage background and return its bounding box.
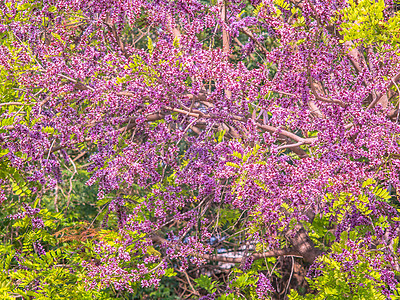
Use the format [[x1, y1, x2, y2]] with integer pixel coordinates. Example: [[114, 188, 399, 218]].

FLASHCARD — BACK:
[[2, 0, 400, 299]]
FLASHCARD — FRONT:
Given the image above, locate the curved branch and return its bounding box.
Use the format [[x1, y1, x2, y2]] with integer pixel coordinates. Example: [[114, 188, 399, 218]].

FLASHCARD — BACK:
[[201, 248, 301, 263], [308, 68, 346, 108], [0, 102, 24, 107], [367, 73, 400, 110], [256, 123, 316, 145]]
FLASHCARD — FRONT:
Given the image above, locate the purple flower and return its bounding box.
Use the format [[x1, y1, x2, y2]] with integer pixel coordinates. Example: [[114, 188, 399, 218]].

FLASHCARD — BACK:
[[256, 273, 274, 299]]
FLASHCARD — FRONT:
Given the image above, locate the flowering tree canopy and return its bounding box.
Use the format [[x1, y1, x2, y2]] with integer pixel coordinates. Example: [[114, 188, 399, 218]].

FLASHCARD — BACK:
[[2, 0, 400, 298]]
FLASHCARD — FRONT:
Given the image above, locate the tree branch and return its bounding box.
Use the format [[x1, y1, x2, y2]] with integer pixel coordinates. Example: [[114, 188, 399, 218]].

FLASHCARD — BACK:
[[201, 248, 301, 263], [367, 73, 400, 110]]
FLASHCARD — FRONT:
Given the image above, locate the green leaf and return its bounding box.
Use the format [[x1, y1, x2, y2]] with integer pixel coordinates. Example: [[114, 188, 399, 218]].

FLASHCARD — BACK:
[[226, 162, 240, 168], [164, 268, 177, 277], [147, 36, 154, 53], [51, 32, 64, 45], [0, 149, 9, 157], [42, 126, 55, 134], [173, 36, 180, 48], [16, 3, 30, 11], [232, 151, 242, 159]]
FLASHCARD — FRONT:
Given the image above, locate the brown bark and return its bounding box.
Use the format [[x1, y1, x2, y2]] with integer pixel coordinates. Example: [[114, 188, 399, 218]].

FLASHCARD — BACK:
[[284, 225, 322, 264]]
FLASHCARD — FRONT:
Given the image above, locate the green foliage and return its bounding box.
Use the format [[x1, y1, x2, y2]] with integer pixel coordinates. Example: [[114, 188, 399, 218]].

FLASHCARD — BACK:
[[340, 0, 400, 49], [289, 232, 392, 300], [0, 154, 121, 299], [273, 0, 290, 17], [306, 214, 335, 251], [217, 208, 241, 227], [253, 3, 265, 16], [292, 181, 400, 299], [0, 243, 113, 299], [195, 274, 219, 293], [323, 179, 393, 223]]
